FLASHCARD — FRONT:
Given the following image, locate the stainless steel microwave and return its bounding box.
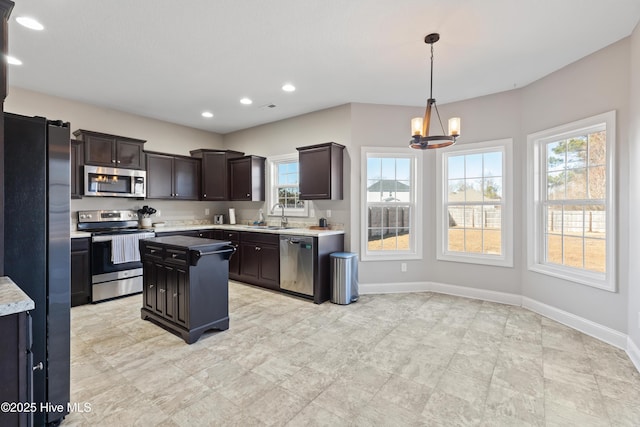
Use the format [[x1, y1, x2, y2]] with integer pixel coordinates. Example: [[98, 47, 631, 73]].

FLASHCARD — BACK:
[[84, 165, 146, 198]]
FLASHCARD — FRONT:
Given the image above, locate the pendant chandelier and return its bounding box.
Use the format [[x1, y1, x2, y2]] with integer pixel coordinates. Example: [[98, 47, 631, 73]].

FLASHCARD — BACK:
[[410, 33, 460, 149]]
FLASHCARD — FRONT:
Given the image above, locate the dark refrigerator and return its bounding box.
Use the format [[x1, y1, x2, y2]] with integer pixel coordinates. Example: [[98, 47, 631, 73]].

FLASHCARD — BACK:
[[4, 113, 71, 426]]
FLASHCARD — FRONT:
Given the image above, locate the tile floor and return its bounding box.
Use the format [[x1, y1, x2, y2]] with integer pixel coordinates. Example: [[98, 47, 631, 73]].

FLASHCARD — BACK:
[[64, 282, 640, 426]]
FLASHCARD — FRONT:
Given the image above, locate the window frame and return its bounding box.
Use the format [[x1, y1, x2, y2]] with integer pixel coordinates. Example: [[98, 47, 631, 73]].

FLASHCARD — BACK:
[[436, 138, 514, 267], [266, 153, 309, 218], [360, 147, 423, 261], [526, 110, 616, 291]]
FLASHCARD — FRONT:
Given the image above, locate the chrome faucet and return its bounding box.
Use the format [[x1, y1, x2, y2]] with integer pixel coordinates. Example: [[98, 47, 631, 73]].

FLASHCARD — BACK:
[[271, 203, 288, 228]]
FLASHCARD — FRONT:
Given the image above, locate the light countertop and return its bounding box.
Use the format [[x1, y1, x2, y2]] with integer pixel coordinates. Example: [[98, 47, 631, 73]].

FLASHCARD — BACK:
[[72, 224, 344, 238], [0, 276, 34, 316]]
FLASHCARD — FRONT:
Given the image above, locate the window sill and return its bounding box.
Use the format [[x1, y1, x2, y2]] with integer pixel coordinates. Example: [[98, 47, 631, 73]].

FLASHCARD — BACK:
[[361, 253, 421, 262], [527, 263, 614, 292], [437, 252, 513, 268]]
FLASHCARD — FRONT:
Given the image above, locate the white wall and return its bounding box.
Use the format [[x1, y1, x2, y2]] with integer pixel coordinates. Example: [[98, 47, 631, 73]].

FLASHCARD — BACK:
[[520, 39, 631, 332], [628, 24, 640, 349]]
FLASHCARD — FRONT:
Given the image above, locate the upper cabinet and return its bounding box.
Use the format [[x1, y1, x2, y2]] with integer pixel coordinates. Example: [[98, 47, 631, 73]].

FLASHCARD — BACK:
[[297, 142, 344, 200], [146, 152, 200, 200], [70, 139, 84, 199], [229, 155, 265, 201], [190, 149, 244, 201], [73, 129, 146, 170]]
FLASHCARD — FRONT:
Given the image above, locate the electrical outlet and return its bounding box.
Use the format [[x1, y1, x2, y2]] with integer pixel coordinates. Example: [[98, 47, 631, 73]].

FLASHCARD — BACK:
[[205, 208, 210, 216], [155, 210, 161, 217], [326, 209, 331, 218], [401, 263, 407, 272]]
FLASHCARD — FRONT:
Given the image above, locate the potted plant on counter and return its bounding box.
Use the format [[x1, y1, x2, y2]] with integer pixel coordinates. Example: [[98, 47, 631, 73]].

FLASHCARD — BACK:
[[137, 205, 157, 228]]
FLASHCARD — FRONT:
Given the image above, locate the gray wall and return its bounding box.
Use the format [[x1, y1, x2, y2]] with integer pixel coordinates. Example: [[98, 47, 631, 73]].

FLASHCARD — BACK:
[[221, 104, 353, 240], [5, 34, 639, 340], [628, 23, 640, 348], [520, 38, 630, 332]]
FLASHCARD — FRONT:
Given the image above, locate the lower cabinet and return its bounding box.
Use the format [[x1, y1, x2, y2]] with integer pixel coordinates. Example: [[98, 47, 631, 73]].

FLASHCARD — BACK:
[[0, 311, 31, 427], [71, 238, 91, 307], [239, 232, 279, 290]]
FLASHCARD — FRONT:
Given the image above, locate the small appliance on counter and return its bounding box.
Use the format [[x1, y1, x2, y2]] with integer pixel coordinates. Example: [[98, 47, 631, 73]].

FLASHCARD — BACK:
[[319, 218, 328, 228], [214, 214, 225, 224]]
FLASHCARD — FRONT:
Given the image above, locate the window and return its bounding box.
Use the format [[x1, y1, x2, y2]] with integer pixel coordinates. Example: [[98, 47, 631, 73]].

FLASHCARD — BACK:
[[266, 154, 308, 217], [436, 139, 513, 267], [527, 111, 615, 291], [361, 147, 422, 261]]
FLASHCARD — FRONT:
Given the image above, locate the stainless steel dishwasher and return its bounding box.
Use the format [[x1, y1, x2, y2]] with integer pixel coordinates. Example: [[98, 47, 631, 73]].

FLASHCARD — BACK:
[[279, 235, 314, 296]]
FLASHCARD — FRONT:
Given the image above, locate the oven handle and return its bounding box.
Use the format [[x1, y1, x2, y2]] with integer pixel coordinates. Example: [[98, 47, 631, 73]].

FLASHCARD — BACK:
[[92, 233, 155, 243]]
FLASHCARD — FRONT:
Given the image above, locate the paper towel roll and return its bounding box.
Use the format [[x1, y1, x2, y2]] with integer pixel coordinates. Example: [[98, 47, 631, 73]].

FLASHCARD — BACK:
[[229, 208, 236, 225]]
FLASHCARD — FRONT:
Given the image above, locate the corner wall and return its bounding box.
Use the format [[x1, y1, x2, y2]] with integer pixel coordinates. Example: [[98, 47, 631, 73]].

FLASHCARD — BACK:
[[628, 22, 640, 361], [520, 39, 631, 333]]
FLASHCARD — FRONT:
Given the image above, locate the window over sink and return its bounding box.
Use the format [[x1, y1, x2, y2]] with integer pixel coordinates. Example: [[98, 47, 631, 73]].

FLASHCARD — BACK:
[[266, 153, 308, 217]]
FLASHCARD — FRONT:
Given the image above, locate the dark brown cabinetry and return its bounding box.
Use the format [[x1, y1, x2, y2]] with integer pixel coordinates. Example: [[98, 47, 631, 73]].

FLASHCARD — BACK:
[[146, 152, 200, 200], [190, 149, 244, 201], [71, 238, 91, 307], [229, 155, 265, 201], [73, 129, 146, 170], [70, 139, 84, 199], [239, 232, 279, 290], [297, 142, 344, 200], [0, 311, 30, 427], [218, 230, 240, 279], [140, 236, 235, 344]]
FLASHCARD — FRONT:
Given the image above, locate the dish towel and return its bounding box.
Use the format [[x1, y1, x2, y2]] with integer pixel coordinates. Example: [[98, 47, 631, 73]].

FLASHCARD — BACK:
[[111, 233, 155, 264]]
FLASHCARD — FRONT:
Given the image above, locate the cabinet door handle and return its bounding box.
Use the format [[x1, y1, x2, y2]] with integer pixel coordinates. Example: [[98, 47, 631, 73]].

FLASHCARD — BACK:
[[246, 193, 251, 198], [173, 293, 177, 297], [149, 284, 154, 288], [111, 159, 116, 163], [203, 194, 207, 198], [150, 249, 157, 253], [159, 289, 165, 293], [172, 254, 178, 258], [33, 362, 43, 371], [117, 160, 121, 163], [175, 193, 179, 197], [255, 246, 261, 251]]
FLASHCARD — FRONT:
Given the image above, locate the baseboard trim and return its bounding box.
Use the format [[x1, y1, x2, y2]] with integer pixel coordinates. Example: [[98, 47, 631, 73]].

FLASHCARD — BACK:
[[628, 337, 640, 372], [428, 281, 522, 306], [359, 280, 630, 353], [520, 297, 626, 349], [359, 281, 520, 305]]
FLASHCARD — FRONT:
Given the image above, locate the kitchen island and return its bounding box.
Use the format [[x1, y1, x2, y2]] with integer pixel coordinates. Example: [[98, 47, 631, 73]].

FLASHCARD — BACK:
[[139, 236, 235, 344]]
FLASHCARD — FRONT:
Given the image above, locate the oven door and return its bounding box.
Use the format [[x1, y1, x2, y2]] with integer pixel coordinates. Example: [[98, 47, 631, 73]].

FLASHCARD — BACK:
[[91, 237, 143, 276], [84, 165, 146, 198], [91, 234, 153, 302]]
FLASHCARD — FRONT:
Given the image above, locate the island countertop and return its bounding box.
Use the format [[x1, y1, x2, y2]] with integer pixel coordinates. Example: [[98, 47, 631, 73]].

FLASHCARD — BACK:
[[0, 276, 35, 316]]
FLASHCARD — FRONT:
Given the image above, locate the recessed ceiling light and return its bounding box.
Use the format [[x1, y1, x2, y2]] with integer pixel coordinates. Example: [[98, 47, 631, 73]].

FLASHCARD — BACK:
[[201, 111, 214, 118], [6, 56, 22, 65], [16, 16, 44, 31], [282, 83, 296, 92], [240, 97, 253, 105]]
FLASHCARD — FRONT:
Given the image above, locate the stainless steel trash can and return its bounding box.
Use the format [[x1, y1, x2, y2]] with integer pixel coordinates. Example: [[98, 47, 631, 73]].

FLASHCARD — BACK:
[[330, 252, 359, 304]]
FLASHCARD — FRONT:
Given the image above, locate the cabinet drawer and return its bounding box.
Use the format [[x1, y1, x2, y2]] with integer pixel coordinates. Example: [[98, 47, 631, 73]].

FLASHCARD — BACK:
[[221, 231, 240, 242], [241, 231, 279, 245], [165, 248, 188, 265], [142, 244, 164, 259]]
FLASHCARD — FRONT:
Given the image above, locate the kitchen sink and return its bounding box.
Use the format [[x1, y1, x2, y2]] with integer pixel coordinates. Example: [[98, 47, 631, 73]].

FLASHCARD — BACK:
[[244, 225, 295, 230]]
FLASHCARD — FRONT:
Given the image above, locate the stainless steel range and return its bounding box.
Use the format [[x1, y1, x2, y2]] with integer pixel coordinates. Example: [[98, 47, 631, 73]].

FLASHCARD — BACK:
[[77, 209, 155, 302]]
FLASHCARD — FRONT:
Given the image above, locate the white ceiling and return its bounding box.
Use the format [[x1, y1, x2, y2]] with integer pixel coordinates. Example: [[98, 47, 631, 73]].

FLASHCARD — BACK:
[[7, 1, 640, 134]]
